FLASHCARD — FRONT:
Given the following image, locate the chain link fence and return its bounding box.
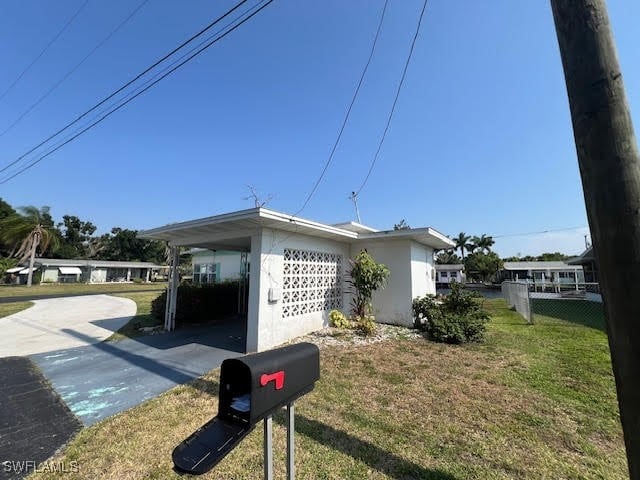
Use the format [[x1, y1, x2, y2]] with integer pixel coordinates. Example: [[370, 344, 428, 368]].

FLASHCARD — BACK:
[[502, 281, 606, 329], [501, 281, 533, 323]]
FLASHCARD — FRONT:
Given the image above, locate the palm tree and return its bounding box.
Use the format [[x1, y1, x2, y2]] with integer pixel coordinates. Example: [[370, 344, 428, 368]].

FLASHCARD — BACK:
[[454, 232, 472, 260], [475, 234, 495, 253], [0, 206, 59, 286]]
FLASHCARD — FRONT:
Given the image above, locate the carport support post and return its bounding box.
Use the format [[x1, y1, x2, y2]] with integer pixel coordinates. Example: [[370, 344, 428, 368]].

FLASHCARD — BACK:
[[165, 246, 179, 331]]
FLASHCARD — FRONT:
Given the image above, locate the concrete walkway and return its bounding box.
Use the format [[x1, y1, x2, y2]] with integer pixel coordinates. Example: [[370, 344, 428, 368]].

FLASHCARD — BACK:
[[30, 320, 245, 425], [0, 295, 136, 357]]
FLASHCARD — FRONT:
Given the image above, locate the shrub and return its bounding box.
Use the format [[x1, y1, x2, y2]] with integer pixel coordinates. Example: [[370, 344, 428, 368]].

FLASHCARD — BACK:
[[354, 314, 377, 337], [151, 281, 240, 325], [412, 282, 489, 344], [132, 277, 143, 284], [329, 310, 350, 329], [348, 250, 390, 318]]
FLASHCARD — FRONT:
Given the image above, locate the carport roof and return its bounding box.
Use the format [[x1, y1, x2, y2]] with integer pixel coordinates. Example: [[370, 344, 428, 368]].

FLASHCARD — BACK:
[[138, 207, 455, 250]]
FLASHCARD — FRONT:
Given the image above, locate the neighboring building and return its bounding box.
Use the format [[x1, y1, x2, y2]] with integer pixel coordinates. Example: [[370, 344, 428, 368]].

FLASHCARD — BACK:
[[8, 258, 162, 284], [139, 207, 454, 352], [500, 261, 585, 284], [186, 248, 245, 284], [567, 247, 598, 282], [435, 264, 465, 285]]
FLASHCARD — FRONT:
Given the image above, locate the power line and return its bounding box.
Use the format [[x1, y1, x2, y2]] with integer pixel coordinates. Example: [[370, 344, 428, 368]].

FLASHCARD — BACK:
[[354, 0, 428, 196], [492, 226, 588, 239], [295, 0, 389, 216], [0, 0, 90, 103], [0, 0, 151, 139], [0, 0, 274, 185], [0, 0, 252, 177]]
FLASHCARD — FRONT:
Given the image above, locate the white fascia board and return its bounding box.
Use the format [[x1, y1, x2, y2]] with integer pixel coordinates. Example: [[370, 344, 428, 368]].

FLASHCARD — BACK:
[[258, 209, 358, 239], [357, 227, 455, 248]]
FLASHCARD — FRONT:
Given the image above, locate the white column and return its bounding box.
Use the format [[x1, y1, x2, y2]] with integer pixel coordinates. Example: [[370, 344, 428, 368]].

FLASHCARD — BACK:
[[126, 268, 131, 281], [246, 234, 262, 352], [165, 246, 180, 331], [145, 269, 150, 282]]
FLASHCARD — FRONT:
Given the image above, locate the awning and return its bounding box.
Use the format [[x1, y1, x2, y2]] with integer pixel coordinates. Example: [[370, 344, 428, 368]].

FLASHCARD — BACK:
[[59, 267, 82, 275], [18, 267, 38, 274], [5, 267, 22, 273]]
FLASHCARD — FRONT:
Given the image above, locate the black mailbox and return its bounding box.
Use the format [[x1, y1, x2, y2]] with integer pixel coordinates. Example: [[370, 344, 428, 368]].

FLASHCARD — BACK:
[[173, 342, 320, 475]]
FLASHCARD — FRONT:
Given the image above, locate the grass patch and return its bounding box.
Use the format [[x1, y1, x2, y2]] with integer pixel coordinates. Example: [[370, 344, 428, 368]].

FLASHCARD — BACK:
[[0, 301, 33, 318], [33, 299, 627, 479], [0, 282, 166, 300], [107, 291, 165, 341]]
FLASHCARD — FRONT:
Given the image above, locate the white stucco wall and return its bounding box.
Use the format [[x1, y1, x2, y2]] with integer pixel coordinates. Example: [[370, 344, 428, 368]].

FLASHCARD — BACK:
[[410, 242, 435, 297], [191, 250, 244, 281], [351, 240, 414, 326], [42, 267, 58, 283], [91, 268, 107, 283], [246, 228, 351, 352]]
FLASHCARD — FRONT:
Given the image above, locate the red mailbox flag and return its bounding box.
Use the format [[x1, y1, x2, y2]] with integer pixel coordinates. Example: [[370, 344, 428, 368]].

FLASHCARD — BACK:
[[260, 371, 285, 390]]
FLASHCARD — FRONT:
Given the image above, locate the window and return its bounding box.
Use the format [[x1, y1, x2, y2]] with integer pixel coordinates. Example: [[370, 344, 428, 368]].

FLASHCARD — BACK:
[[440, 271, 448, 279], [449, 271, 457, 280], [193, 263, 219, 284]]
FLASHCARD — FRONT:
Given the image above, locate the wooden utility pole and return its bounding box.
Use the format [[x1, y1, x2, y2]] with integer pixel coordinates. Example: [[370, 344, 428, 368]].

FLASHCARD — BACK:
[[550, 1, 640, 477]]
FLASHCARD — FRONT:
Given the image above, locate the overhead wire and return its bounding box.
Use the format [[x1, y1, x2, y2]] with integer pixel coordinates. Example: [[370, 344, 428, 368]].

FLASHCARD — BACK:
[[295, 0, 389, 216], [0, 0, 274, 185], [354, 0, 428, 197], [0, 0, 151, 138], [0, 0, 91, 103], [0, 0, 252, 177]]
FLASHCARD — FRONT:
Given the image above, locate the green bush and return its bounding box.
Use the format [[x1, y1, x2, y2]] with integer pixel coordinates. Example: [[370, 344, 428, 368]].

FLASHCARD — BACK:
[[151, 282, 240, 325], [354, 314, 377, 337], [329, 310, 350, 329], [412, 282, 489, 344], [132, 277, 143, 284]]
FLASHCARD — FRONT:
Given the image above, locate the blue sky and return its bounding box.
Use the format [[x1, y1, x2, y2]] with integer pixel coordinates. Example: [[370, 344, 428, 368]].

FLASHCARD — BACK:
[[0, 0, 638, 257]]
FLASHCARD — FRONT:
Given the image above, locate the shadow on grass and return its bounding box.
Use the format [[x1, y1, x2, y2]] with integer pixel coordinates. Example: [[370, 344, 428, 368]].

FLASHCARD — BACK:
[[275, 414, 457, 480], [531, 299, 606, 332]]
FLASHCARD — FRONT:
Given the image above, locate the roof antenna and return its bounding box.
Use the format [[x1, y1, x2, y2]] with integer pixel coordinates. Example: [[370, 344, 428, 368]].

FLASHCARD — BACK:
[[349, 191, 362, 224]]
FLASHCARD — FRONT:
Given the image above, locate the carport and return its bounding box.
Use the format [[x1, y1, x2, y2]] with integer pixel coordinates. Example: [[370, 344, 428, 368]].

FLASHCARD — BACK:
[[138, 207, 359, 353]]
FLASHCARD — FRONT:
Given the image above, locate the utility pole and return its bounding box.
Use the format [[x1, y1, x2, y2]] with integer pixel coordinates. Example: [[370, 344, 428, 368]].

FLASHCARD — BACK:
[[550, 1, 640, 477]]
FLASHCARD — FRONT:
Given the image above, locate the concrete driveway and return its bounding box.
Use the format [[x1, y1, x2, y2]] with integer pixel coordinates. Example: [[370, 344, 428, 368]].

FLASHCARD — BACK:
[[30, 319, 245, 426], [0, 295, 136, 357]]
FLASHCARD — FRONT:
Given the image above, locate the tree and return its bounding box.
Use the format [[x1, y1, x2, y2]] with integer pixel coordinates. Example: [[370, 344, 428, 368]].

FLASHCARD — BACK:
[[0, 198, 16, 257], [475, 234, 495, 253], [537, 252, 570, 261], [55, 215, 97, 258], [436, 249, 462, 265], [464, 251, 503, 283], [454, 232, 473, 260], [347, 250, 390, 318], [393, 219, 410, 230], [0, 206, 59, 286], [97, 228, 165, 264]]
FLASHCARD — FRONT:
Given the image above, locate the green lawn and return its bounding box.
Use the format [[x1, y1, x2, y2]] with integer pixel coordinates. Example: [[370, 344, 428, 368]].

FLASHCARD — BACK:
[[107, 291, 164, 341], [0, 282, 166, 300], [0, 301, 33, 318], [32, 298, 627, 479]]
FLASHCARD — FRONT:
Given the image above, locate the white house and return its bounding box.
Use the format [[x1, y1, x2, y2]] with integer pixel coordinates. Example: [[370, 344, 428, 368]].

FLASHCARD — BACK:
[[500, 261, 585, 284], [138, 207, 454, 352], [186, 248, 244, 283], [7, 258, 162, 284], [435, 264, 465, 284]]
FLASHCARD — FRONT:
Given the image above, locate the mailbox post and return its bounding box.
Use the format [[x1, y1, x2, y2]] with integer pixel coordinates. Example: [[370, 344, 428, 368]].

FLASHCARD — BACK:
[[173, 342, 320, 478]]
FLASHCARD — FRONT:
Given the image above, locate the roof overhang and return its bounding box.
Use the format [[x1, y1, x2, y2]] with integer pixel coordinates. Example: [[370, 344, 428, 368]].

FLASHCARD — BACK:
[[138, 208, 358, 250], [356, 227, 455, 249]]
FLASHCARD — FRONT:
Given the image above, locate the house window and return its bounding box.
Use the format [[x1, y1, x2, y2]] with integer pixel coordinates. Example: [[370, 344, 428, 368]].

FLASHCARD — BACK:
[[440, 271, 448, 279], [193, 263, 219, 284], [281, 248, 343, 318]]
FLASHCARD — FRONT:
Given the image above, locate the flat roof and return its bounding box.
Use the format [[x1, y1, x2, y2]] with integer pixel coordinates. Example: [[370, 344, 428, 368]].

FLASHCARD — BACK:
[[503, 261, 583, 270], [435, 264, 464, 270], [138, 207, 454, 250], [34, 258, 162, 269]]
